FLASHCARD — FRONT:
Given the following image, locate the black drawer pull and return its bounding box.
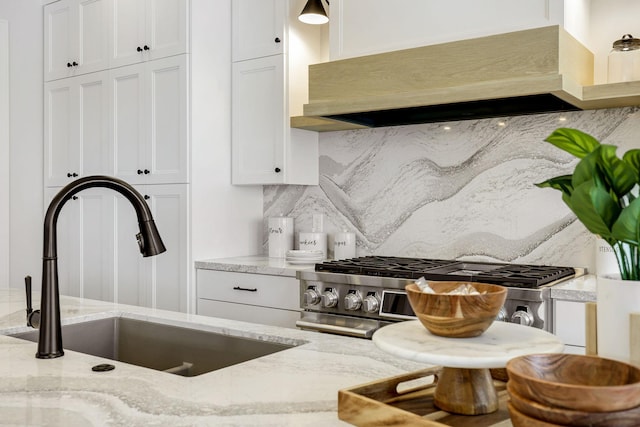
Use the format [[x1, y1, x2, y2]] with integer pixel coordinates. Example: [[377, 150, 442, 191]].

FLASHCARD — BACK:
[[233, 286, 257, 292]]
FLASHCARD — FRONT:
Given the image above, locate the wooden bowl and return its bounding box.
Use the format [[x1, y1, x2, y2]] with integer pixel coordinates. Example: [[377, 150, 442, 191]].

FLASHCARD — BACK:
[[507, 401, 564, 427], [404, 281, 507, 338], [508, 382, 640, 427], [506, 353, 640, 413]]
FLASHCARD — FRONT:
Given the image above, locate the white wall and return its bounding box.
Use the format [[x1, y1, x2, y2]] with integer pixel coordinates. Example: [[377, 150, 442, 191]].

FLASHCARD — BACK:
[[0, 19, 8, 288], [0, 1, 43, 289]]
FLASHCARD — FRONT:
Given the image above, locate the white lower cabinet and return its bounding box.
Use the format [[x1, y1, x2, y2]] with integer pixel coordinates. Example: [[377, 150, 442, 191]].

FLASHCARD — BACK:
[[553, 299, 587, 355], [196, 269, 301, 328], [46, 183, 188, 312]]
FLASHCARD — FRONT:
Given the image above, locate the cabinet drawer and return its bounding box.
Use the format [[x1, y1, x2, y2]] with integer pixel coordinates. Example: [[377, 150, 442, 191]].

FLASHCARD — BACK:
[[197, 299, 300, 329], [553, 300, 586, 347], [196, 270, 300, 310]]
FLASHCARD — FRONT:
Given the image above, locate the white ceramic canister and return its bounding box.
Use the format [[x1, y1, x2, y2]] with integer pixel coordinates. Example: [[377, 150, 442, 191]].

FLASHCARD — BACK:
[[333, 231, 356, 260], [268, 216, 294, 258], [298, 232, 327, 259]]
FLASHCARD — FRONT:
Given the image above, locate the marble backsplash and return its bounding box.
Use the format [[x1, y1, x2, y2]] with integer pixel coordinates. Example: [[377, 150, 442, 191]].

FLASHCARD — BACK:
[[264, 107, 640, 271]]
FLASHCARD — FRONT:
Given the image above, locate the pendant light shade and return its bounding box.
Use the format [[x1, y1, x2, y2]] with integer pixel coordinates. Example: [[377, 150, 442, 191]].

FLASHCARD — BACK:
[[298, 0, 329, 25]]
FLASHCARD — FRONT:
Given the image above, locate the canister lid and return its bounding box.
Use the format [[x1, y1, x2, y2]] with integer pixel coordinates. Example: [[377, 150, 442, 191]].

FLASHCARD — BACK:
[[612, 34, 640, 51]]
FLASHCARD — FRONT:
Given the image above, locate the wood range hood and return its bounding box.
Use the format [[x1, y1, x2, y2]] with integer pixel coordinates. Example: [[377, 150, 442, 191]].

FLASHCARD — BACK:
[[290, 26, 640, 132]]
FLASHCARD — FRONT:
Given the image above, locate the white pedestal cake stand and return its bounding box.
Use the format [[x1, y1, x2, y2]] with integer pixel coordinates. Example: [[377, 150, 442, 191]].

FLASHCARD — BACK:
[[372, 320, 564, 416]]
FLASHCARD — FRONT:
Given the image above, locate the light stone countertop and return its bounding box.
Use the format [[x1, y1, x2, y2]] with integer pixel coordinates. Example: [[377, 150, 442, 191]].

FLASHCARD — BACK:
[[548, 274, 596, 302], [195, 255, 318, 277], [0, 288, 426, 427]]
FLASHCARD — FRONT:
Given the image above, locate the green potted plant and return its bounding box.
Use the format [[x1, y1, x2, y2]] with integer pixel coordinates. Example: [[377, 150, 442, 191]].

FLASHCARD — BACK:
[[536, 128, 640, 279], [535, 127, 640, 360]]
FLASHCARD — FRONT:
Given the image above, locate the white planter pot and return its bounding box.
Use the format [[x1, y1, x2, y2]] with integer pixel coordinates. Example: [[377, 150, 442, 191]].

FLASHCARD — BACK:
[[596, 274, 640, 362]]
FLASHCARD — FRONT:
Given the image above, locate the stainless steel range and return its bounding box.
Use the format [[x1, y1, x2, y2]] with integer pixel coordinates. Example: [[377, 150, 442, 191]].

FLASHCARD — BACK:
[[296, 256, 583, 338]]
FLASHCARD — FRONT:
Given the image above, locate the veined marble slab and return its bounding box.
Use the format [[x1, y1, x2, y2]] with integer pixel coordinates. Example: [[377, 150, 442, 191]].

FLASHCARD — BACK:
[[373, 320, 564, 369], [265, 107, 640, 272], [0, 289, 424, 426]]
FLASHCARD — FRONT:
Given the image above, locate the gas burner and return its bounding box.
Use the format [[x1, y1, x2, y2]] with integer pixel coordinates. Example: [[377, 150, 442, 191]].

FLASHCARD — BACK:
[[315, 257, 575, 288]]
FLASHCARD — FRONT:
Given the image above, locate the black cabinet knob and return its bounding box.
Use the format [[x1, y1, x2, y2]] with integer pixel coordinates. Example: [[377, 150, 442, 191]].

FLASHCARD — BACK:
[[274, 167, 281, 173], [67, 62, 72, 68], [137, 169, 143, 175], [137, 46, 143, 52], [72, 61, 78, 66], [71, 196, 78, 200], [66, 172, 78, 178], [144, 169, 150, 174], [274, 37, 281, 43], [144, 195, 150, 200], [143, 45, 150, 51]]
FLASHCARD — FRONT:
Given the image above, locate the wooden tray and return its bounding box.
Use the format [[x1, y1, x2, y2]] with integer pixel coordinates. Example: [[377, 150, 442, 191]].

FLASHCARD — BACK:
[[338, 367, 513, 427]]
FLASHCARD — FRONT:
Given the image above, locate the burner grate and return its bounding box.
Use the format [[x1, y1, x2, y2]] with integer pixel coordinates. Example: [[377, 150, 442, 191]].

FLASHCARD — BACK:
[[315, 257, 575, 288]]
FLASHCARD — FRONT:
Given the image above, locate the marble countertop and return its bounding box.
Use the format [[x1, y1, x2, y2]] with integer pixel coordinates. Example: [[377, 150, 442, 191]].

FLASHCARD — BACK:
[[195, 255, 318, 277], [548, 274, 596, 302], [195, 256, 598, 302], [0, 289, 425, 426], [373, 321, 564, 368]]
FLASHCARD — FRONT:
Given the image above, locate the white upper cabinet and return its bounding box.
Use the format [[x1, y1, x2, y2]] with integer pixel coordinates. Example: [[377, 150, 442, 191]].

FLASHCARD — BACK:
[[45, 0, 189, 80], [44, 70, 111, 186], [110, 0, 189, 68], [44, 0, 110, 81], [232, 0, 285, 62], [111, 55, 189, 185], [231, 0, 321, 185]]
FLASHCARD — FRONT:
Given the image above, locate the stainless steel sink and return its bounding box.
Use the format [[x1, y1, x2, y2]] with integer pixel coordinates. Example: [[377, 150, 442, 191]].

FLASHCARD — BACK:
[[11, 317, 297, 377]]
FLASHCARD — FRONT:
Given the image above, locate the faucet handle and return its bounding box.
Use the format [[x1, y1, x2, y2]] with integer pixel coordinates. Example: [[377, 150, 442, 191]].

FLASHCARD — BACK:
[[24, 275, 40, 329]]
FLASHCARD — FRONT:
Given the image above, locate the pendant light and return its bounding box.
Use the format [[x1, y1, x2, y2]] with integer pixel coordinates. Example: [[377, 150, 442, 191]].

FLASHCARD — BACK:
[[298, 0, 329, 25]]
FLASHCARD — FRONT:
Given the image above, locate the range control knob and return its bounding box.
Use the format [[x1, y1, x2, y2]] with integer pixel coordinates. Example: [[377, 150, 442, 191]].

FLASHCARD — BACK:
[[344, 292, 362, 311], [303, 288, 321, 306], [321, 289, 339, 308], [496, 306, 508, 322], [511, 310, 534, 327], [362, 294, 380, 313]]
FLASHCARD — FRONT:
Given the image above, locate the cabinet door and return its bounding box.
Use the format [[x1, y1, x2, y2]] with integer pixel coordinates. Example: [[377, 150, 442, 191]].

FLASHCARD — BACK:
[[111, 56, 188, 185], [111, 0, 189, 68], [47, 187, 116, 302], [143, 184, 188, 312], [145, 55, 188, 184], [44, 0, 74, 81], [146, 0, 189, 61], [78, 71, 111, 177], [114, 184, 188, 312], [232, 0, 286, 61], [110, 0, 146, 68], [44, 0, 109, 81], [111, 63, 147, 184], [45, 71, 110, 187], [232, 55, 286, 184], [44, 78, 79, 186], [114, 188, 150, 307], [76, 0, 110, 75]]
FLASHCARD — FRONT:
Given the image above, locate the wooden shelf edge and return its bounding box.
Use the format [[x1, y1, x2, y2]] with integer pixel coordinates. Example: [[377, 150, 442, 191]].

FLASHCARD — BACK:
[[290, 115, 367, 132]]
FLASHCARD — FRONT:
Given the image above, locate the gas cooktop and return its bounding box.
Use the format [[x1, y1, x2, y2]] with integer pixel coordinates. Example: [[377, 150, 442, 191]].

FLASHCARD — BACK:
[[314, 256, 576, 289]]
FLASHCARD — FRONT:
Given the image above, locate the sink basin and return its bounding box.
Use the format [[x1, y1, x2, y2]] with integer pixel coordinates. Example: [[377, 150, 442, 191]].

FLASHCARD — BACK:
[[11, 317, 297, 377]]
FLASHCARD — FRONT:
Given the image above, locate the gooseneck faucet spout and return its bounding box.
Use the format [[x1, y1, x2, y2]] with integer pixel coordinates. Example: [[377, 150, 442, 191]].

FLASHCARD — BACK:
[[36, 175, 166, 359]]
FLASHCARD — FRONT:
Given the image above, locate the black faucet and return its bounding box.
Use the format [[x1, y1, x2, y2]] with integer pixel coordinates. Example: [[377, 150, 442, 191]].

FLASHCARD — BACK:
[[26, 175, 166, 359]]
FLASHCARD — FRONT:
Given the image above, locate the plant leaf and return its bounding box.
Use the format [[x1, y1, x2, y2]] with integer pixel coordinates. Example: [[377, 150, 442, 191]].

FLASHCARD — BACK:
[[534, 175, 574, 196], [623, 149, 640, 181], [612, 197, 640, 246], [598, 144, 638, 197], [571, 147, 601, 189], [544, 128, 601, 159], [569, 180, 620, 238]]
